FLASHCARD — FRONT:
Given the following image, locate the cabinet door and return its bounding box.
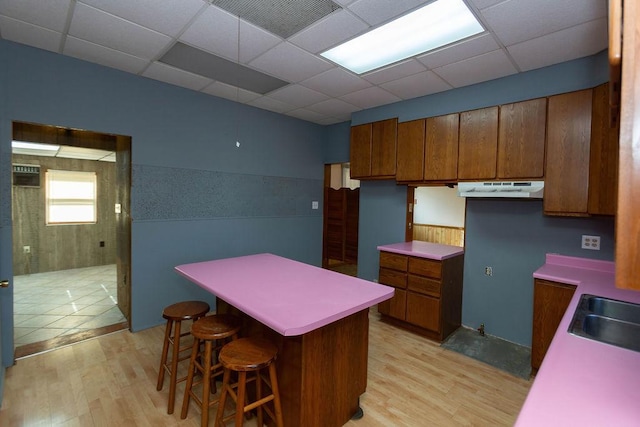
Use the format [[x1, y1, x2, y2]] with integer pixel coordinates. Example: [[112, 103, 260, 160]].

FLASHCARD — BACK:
[[406, 293, 440, 331], [458, 107, 498, 180], [350, 123, 372, 179], [531, 279, 576, 370], [424, 113, 459, 181], [396, 119, 425, 181], [371, 118, 397, 177], [378, 289, 406, 320], [588, 83, 619, 215], [498, 98, 546, 179], [544, 89, 592, 215]]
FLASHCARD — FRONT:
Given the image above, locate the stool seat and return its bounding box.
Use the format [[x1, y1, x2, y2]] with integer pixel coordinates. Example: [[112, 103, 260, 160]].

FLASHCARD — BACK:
[[215, 337, 284, 427], [157, 300, 210, 414], [181, 314, 241, 427]]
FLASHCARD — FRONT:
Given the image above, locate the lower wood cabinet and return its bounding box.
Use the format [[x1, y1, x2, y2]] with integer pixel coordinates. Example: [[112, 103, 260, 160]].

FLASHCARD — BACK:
[[531, 279, 577, 372], [377, 251, 464, 342]]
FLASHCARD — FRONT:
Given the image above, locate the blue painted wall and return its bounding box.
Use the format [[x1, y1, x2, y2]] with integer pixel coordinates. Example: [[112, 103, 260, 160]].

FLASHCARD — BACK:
[[0, 38, 326, 351]]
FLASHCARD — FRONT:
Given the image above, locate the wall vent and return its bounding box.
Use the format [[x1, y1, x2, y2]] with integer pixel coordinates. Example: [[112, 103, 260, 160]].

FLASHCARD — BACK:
[[13, 164, 40, 187]]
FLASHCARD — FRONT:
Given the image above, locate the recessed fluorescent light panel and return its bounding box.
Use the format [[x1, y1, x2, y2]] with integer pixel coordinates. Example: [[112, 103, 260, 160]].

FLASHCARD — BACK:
[[321, 0, 484, 74], [12, 141, 60, 151]]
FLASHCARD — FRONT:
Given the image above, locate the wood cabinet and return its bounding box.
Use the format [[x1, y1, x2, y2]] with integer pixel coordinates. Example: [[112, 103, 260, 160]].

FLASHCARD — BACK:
[[349, 118, 397, 179], [544, 89, 593, 216], [616, 0, 640, 290], [498, 98, 547, 179], [531, 279, 576, 372], [377, 251, 464, 342], [589, 83, 619, 216], [396, 119, 425, 181], [458, 106, 499, 180], [425, 113, 459, 181]]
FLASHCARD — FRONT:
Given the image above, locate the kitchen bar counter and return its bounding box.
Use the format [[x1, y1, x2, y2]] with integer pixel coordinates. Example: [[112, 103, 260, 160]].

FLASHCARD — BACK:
[[376, 241, 464, 260], [175, 253, 394, 427], [516, 254, 640, 427]]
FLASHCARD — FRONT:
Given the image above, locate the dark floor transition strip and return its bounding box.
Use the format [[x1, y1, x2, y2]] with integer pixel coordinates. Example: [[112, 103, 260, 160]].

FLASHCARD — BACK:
[[441, 326, 532, 380]]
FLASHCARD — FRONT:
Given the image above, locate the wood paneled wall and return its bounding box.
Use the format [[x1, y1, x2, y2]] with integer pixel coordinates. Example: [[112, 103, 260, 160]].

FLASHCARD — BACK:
[[413, 223, 465, 247], [12, 154, 116, 275]]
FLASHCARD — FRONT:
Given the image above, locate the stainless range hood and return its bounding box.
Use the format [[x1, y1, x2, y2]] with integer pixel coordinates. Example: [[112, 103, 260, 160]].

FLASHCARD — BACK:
[[457, 181, 544, 198]]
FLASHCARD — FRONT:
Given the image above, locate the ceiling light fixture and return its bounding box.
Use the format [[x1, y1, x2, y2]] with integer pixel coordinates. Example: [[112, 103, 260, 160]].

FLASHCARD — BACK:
[[12, 141, 60, 151], [320, 0, 484, 74]]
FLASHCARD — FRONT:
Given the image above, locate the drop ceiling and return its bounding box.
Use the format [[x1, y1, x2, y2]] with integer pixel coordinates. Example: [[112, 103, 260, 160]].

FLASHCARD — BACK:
[[0, 0, 608, 125]]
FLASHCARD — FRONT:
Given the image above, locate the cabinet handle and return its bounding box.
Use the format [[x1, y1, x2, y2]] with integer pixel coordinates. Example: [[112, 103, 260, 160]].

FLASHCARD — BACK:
[[609, 0, 622, 66]]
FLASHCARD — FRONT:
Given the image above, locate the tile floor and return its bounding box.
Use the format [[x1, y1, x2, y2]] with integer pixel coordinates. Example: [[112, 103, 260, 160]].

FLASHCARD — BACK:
[[13, 264, 126, 348]]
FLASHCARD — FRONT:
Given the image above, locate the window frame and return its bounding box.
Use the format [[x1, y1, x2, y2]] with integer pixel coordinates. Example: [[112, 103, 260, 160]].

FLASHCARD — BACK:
[[45, 169, 98, 225]]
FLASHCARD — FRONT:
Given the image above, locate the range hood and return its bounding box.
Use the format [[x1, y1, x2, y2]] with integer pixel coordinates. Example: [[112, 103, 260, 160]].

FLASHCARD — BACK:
[[457, 181, 544, 198]]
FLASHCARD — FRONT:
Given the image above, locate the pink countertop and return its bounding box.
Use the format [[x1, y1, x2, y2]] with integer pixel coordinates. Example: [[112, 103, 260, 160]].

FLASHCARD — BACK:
[[377, 241, 464, 260], [175, 253, 394, 337], [515, 254, 640, 427]]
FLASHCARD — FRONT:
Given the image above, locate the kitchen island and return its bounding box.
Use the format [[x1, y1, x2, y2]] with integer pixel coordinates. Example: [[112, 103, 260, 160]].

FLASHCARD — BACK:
[[516, 254, 640, 426], [175, 253, 394, 427]]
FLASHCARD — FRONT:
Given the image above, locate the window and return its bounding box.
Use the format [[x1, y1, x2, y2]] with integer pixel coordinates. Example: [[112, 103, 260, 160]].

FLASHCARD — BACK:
[[46, 170, 97, 224]]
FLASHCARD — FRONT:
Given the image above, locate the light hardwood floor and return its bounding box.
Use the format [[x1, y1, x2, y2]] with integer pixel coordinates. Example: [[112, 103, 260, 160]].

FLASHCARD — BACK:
[[0, 310, 531, 426]]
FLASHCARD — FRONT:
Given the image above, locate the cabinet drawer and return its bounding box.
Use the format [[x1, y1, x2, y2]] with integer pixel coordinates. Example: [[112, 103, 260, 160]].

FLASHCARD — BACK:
[[379, 268, 407, 289], [408, 257, 442, 279], [380, 252, 408, 271], [378, 289, 406, 320], [406, 293, 440, 332], [407, 275, 441, 297]]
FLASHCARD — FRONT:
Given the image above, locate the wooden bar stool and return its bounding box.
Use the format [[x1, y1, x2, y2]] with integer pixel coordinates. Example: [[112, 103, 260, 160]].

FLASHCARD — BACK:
[[214, 337, 284, 427], [157, 300, 210, 414], [181, 314, 241, 427]]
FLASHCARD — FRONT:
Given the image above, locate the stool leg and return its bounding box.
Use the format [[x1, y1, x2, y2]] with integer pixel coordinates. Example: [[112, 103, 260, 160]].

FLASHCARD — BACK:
[[255, 370, 263, 427], [167, 320, 182, 414], [235, 371, 247, 427], [181, 336, 200, 419], [269, 364, 284, 427], [157, 319, 173, 391], [201, 340, 213, 427], [215, 369, 231, 427]]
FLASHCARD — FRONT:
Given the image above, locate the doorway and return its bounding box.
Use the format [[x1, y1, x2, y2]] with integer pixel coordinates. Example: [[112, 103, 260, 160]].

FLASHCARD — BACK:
[[323, 163, 360, 277], [10, 121, 131, 357]]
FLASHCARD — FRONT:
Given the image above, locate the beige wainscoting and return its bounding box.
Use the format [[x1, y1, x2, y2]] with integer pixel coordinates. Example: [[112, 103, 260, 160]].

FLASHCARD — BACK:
[[413, 223, 465, 247]]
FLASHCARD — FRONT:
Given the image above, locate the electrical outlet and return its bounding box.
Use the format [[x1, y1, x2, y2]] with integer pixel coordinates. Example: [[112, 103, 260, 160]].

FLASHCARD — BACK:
[[581, 235, 601, 250], [312, 201, 319, 209], [484, 266, 493, 276], [23, 245, 30, 254]]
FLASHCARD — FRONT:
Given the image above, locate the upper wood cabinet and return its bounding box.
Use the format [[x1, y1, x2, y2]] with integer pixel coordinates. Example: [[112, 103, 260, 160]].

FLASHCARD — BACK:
[[425, 113, 459, 181], [458, 106, 498, 180], [588, 83, 619, 216], [544, 89, 593, 216], [497, 98, 547, 179], [615, 0, 640, 290], [350, 118, 397, 180], [396, 119, 425, 181]]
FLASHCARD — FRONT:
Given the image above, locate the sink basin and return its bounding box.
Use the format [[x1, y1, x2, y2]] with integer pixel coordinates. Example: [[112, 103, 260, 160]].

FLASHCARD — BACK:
[[569, 294, 640, 353]]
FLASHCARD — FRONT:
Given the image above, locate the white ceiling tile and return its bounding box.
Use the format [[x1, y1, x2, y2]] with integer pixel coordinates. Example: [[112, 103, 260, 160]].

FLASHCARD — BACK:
[[480, 0, 607, 46], [347, 0, 428, 26], [470, 0, 505, 9], [267, 85, 330, 107], [301, 68, 371, 97], [0, 0, 71, 32], [64, 36, 149, 74], [508, 18, 608, 72], [180, 6, 239, 61], [333, 0, 357, 6], [340, 86, 401, 109], [238, 21, 283, 63], [306, 98, 360, 116], [433, 49, 518, 88], [286, 108, 329, 123], [380, 70, 452, 99], [69, 3, 172, 59], [248, 96, 296, 114], [317, 116, 349, 125], [201, 82, 261, 103], [0, 16, 62, 53], [417, 33, 499, 69], [142, 62, 213, 91], [249, 42, 334, 83], [79, 0, 205, 37], [362, 59, 426, 85], [289, 9, 368, 54]]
